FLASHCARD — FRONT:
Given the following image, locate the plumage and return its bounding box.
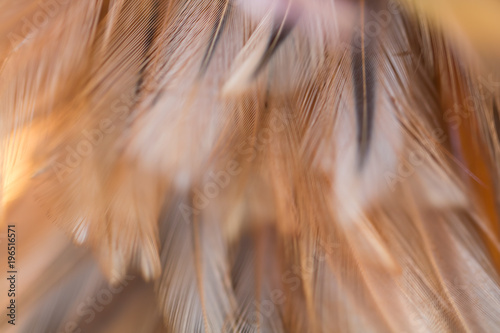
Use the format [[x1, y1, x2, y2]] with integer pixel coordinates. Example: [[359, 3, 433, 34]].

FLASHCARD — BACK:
[[1, 0, 500, 332]]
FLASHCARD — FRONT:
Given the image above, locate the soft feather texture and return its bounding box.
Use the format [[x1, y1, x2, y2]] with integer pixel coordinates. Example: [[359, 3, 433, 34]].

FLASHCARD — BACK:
[[1, 0, 500, 332]]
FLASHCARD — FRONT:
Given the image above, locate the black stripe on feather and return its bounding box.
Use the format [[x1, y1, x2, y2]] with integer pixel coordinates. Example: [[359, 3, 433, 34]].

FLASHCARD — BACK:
[[351, 0, 377, 169]]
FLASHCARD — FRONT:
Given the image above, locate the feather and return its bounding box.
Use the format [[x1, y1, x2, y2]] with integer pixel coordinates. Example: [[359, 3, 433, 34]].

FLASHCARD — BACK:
[[199, 0, 232, 75], [253, 0, 300, 76], [2, 1, 500, 332], [351, 0, 377, 167]]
